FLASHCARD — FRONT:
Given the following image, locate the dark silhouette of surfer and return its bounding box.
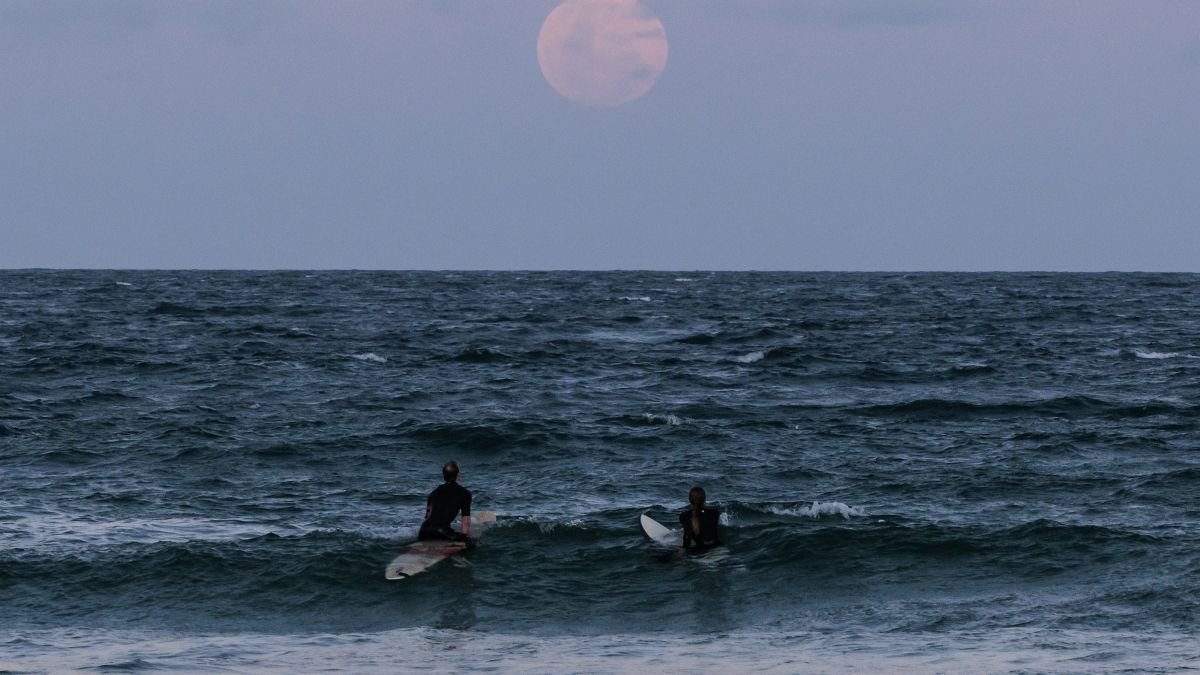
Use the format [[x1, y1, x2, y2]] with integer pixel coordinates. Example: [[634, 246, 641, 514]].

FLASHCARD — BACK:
[[418, 460, 473, 543], [679, 486, 720, 553]]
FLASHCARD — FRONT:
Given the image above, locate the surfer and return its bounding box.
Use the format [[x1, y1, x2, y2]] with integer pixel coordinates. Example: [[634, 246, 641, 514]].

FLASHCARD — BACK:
[[679, 486, 720, 553], [418, 460, 472, 543]]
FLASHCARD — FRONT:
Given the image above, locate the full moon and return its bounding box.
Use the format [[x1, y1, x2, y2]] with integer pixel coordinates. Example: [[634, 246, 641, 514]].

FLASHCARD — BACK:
[[537, 0, 668, 107]]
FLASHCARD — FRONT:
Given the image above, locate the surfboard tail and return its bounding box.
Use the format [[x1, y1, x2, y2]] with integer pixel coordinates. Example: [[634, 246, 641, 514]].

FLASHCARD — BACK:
[[640, 513, 678, 546], [385, 510, 498, 580]]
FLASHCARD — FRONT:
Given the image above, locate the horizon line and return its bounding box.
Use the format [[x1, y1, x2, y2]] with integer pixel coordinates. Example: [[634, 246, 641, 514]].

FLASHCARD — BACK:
[[1, 267, 1198, 275]]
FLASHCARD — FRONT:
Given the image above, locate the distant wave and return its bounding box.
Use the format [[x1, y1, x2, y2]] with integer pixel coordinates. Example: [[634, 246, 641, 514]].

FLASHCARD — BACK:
[[727, 327, 790, 343], [220, 323, 318, 340], [601, 413, 684, 427], [708, 345, 811, 364], [398, 420, 557, 450], [674, 332, 718, 345], [854, 395, 1195, 419], [449, 347, 510, 363], [1136, 350, 1179, 359], [854, 363, 995, 383], [675, 327, 791, 347], [1133, 467, 1200, 491], [728, 500, 867, 520], [1131, 350, 1199, 360], [350, 353, 387, 364], [148, 302, 269, 317]]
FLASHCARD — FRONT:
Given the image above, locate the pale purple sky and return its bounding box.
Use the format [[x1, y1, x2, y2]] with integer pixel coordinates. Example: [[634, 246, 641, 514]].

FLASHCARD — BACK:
[[2, 0, 1197, 270]]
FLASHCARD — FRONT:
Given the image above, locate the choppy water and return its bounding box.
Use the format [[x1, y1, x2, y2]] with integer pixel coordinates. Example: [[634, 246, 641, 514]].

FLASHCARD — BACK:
[[2, 271, 1198, 673]]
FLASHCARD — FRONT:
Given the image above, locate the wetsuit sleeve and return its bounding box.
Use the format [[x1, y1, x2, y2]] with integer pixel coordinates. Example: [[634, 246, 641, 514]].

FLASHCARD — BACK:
[[421, 490, 433, 530], [461, 489, 471, 517]]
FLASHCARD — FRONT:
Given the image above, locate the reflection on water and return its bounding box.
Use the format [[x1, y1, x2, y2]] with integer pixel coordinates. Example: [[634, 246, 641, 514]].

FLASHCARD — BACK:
[[433, 562, 478, 631], [691, 556, 736, 633]]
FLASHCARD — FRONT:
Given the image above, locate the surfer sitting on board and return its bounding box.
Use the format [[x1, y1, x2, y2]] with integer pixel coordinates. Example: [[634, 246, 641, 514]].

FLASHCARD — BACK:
[[418, 460, 472, 543], [680, 486, 720, 553]]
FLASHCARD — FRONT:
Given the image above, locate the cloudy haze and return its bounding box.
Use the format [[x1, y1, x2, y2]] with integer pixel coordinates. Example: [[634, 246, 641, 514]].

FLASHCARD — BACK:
[[2, 0, 1197, 270]]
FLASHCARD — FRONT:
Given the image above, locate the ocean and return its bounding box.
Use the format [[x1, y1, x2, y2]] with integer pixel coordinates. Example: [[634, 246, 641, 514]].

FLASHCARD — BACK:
[[1, 271, 1197, 673]]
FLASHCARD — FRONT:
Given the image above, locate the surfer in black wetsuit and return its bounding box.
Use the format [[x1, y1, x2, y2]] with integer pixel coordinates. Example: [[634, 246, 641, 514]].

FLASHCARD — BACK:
[[418, 460, 472, 543], [680, 486, 720, 553]]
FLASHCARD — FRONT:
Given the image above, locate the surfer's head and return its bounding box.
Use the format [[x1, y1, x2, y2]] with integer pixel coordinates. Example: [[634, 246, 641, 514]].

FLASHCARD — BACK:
[[688, 486, 706, 509], [442, 460, 460, 483]]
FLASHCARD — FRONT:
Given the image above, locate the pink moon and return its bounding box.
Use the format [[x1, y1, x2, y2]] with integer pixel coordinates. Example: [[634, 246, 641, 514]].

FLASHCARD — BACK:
[[537, 0, 668, 107]]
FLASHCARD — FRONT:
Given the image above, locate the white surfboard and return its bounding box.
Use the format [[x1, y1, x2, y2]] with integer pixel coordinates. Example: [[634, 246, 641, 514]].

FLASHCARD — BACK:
[[642, 513, 731, 564], [640, 513, 677, 547], [385, 511, 496, 580]]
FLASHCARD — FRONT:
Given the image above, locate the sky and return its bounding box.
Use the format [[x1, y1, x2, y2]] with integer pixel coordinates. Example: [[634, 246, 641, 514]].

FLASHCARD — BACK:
[[1, 0, 1198, 270]]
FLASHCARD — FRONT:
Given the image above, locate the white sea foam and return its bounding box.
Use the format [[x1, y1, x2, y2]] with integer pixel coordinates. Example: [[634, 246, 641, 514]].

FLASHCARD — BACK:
[[351, 353, 387, 363], [357, 524, 420, 541], [1135, 350, 1200, 360], [619, 296, 652, 302], [735, 351, 765, 364], [511, 517, 583, 534], [767, 501, 865, 519], [642, 413, 683, 426], [1134, 350, 1180, 360], [674, 277, 695, 282], [114, 281, 133, 287], [0, 515, 308, 550]]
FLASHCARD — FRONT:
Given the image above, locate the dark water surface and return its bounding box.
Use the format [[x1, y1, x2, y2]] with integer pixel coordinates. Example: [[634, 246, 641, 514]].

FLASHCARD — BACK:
[[2, 271, 1198, 672]]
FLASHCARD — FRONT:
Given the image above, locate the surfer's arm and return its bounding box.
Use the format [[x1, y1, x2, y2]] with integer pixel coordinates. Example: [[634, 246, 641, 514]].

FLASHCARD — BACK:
[[460, 490, 472, 535]]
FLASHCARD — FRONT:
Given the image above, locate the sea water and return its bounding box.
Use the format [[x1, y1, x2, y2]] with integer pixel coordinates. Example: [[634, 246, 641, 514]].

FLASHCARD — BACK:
[[1, 271, 1197, 672]]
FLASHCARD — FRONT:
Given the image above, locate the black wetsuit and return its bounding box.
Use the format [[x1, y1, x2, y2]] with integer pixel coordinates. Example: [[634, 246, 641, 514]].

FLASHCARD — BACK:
[[419, 481, 472, 541], [679, 507, 721, 552]]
